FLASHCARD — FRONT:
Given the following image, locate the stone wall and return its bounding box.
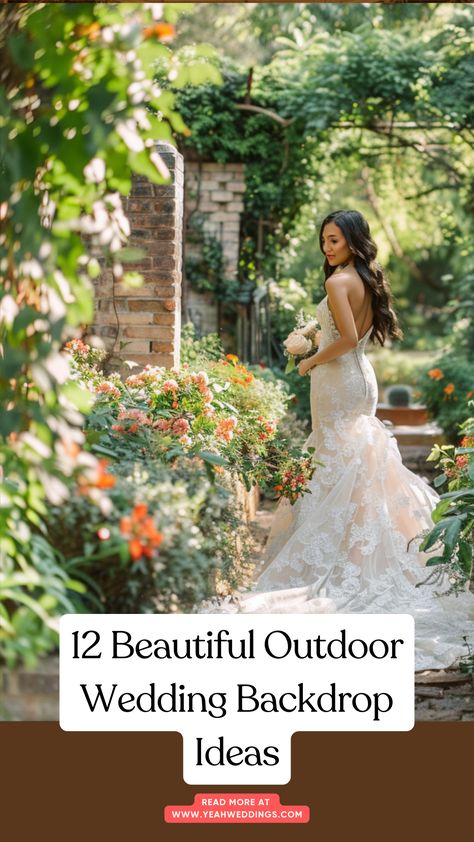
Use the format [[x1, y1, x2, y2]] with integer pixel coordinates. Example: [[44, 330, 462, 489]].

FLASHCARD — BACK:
[[91, 142, 183, 370]]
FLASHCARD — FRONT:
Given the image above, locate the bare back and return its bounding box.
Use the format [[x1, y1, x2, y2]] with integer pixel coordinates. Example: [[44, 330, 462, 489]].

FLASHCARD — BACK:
[[326, 266, 373, 340]]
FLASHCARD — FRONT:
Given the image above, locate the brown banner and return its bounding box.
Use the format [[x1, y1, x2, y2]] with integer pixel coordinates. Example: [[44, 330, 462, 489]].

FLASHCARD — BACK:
[[1, 723, 472, 839]]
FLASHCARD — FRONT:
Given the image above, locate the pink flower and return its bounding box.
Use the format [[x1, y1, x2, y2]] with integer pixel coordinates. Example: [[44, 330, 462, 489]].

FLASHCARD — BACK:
[[172, 418, 191, 436], [193, 370, 209, 386], [117, 408, 152, 426], [200, 387, 214, 403], [154, 418, 171, 432], [65, 338, 89, 356], [95, 381, 121, 400], [216, 417, 238, 442], [162, 379, 178, 393], [125, 374, 143, 388]]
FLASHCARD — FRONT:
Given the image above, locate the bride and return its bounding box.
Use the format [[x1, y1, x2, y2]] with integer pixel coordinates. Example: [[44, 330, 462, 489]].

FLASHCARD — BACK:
[[208, 209, 474, 672]]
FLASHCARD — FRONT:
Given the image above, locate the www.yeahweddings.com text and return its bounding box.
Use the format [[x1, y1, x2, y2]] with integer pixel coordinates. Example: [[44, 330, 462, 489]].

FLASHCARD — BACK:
[[60, 615, 414, 784]]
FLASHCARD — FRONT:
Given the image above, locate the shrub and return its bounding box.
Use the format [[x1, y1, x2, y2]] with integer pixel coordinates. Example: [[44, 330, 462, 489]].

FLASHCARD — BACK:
[[367, 348, 433, 392], [386, 385, 413, 407], [418, 354, 473, 441], [421, 416, 474, 590]]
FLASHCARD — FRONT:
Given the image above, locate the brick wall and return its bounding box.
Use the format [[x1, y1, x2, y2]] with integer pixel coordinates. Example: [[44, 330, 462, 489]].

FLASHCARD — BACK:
[[92, 141, 183, 370], [184, 161, 245, 333]]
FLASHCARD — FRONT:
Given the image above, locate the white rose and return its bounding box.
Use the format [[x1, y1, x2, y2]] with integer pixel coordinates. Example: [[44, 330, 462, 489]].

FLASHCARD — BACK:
[[283, 332, 312, 356]]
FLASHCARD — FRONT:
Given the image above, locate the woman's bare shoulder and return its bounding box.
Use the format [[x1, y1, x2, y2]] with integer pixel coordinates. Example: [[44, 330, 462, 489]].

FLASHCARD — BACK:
[[326, 270, 360, 293]]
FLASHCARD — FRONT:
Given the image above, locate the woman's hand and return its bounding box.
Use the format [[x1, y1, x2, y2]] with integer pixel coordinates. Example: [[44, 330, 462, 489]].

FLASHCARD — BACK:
[[298, 357, 314, 376]]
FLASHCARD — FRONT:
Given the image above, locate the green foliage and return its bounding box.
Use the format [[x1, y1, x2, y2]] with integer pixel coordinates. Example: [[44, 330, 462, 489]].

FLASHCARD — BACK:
[[421, 418, 474, 589], [185, 215, 226, 295], [176, 6, 474, 357], [176, 63, 318, 279], [368, 349, 434, 392], [0, 2, 220, 668], [419, 355, 474, 441], [441, 273, 474, 355], [45, 457, 250, 614], [180, 322, 224, 364]]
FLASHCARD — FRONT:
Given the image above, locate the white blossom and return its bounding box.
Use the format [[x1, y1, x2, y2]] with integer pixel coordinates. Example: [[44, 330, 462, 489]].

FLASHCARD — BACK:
[[116, 119, 145, 152], [149, 151, 170, 179], [0, 294, 19, 327], [83, 157, 106, 184]]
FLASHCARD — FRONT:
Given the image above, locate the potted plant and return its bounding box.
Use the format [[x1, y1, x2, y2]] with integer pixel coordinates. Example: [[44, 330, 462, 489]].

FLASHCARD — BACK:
[[376, 384, 428, 426]]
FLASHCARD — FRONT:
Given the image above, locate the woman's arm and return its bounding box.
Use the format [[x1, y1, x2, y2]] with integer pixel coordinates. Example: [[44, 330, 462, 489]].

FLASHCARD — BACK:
[[298, 274, 358, 375]]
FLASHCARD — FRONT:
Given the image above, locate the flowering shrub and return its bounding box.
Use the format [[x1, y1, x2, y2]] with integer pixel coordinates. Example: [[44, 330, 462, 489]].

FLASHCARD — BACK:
[[45, 456, 253, 614], [419, 354, 473, 440], [67, 342, 315, 503], [28, 342, 317, 628], [421, 417, 474, 590]]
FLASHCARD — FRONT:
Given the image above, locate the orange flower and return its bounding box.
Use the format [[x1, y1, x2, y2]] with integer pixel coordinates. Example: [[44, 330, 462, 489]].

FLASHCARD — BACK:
[[120, 503, 163, 562], [467, 391, 473, 399], [119, 516, 132, 535], [133, 503, 148, 520], [428, 368, 444, 380], [95, 459, 116, 489], [128, 538, 143, 561], [62, 440, 81, 458], [273, 485, 283, 492], [143, 22, 176, 42], [74, 22, 101, 40], [226, 354, 239, 364], [443, 383, 455, 395]]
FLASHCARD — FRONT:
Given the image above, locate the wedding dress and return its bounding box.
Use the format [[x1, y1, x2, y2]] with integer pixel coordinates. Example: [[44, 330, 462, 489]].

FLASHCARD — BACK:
[[206, 295, 474, 671]]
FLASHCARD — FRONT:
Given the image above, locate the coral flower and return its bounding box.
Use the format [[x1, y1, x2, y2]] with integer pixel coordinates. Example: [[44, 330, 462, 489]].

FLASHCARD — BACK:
[[120, 503, 163, 562], [443, 383, 455, 395], [133, 502, 148, 520], [428, 368, 444, 380], [162, 379, 179, 392], [467, 391, 474, 399], [65, 338, 90, 356], [128, 538, 143, 561], [455, 455, 468, 469], [95, 382, 121, 400], [172, 418, 190, 436], [154, 418, 171, 432], [143, 22, 176, 42], [95, 459, 116, 489]]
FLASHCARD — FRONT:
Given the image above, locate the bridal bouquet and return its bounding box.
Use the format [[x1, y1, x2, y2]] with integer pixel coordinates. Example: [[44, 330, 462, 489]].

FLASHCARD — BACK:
[[283, 311, 320, 373]]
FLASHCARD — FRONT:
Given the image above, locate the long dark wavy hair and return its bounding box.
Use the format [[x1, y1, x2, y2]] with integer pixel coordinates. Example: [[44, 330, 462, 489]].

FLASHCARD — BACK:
[[319, 209, 403, 346]]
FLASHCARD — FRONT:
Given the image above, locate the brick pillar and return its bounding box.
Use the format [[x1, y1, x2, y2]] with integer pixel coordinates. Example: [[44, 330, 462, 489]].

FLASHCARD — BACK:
[[92, 141, 183, 370]]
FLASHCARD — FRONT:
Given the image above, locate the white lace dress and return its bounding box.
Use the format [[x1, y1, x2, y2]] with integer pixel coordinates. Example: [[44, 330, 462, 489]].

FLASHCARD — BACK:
[[209, 296, 474, 671]]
